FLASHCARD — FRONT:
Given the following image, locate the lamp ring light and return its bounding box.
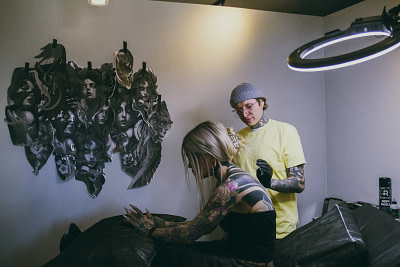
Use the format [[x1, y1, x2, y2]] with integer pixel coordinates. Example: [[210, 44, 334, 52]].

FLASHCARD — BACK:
[[287, 4, 400, 72]]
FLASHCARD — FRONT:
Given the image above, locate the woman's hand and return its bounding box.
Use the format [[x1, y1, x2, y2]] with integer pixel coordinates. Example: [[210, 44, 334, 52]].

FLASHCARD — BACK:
[[124, 204, 155, 235], [143, 209, 167, 228]]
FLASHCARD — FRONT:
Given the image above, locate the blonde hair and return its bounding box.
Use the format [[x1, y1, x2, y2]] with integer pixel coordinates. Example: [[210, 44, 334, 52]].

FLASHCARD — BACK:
[[181, 121, 237, 208]]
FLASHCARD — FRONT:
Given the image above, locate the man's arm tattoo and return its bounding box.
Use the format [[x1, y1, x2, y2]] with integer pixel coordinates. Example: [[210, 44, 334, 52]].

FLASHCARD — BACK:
[[270, 164, 305, 193]]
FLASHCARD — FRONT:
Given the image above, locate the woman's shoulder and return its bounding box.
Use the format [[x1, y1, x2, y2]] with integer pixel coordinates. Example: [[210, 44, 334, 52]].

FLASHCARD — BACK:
[[226, 163, 250, 178], [226, 164, 259, 187]]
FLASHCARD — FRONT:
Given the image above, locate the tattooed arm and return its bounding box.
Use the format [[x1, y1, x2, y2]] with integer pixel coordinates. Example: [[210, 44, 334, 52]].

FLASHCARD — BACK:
[[149, 184, 238, 244], [269, 164, 305, 193]]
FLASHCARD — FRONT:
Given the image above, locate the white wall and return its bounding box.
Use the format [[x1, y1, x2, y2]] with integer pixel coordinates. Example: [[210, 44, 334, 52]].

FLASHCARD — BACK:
[[325, 0, 400, 205], [0, 0, 326, 266]]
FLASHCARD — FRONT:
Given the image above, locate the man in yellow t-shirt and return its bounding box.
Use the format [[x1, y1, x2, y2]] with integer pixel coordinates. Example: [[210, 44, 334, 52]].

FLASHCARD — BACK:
[[230, 83, 306, 239]]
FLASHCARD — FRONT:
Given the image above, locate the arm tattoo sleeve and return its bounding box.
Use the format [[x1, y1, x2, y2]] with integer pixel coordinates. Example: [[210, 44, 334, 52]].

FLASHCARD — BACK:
[[151, 185, 238, 244], [270, 164, 305, 193]]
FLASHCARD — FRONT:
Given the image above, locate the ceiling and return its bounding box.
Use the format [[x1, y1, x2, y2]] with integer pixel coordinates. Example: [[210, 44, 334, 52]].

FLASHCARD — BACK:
[[152, 0, 365, 17]]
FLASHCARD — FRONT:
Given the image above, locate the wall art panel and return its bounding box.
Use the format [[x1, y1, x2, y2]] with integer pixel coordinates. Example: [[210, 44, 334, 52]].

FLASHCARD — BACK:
[[4, 40, 172, 197]]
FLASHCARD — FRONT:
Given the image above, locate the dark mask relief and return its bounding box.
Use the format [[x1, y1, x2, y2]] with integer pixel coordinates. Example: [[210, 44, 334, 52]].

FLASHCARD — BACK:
[[5, 40, 173, 197]]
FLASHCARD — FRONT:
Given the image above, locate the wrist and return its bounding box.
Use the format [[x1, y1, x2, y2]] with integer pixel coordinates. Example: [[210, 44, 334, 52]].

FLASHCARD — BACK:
[[148, 227, 156, 237], [153, 216, 166, 228]]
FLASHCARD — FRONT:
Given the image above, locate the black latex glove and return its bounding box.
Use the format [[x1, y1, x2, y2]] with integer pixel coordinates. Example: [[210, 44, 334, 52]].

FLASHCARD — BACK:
[[256, 159, 273, 188]]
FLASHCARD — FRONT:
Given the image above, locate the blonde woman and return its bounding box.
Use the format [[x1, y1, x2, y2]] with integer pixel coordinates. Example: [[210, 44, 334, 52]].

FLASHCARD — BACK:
[[125, 121, 276, 267]]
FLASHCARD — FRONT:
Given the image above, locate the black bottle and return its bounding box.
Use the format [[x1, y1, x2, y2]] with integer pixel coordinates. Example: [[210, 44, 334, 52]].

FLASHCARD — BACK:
[[379, 177, 392, 215]]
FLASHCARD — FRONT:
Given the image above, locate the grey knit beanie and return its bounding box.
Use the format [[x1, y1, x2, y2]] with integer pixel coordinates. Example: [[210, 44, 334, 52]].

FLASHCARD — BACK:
[[230, 83, 266, 108]]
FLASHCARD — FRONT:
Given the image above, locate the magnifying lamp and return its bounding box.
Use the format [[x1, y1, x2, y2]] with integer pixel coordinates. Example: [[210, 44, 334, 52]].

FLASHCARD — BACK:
[[287, 4, 400, 72]]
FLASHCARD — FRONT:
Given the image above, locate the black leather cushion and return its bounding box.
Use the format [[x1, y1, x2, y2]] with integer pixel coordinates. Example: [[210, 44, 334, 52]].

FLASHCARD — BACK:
[[43, 214, 186, 267], [352, 204, 400, 267], [273, 203, 368, 267]]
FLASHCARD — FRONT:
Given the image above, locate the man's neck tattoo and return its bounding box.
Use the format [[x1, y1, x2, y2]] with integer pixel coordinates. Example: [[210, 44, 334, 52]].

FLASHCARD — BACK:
[[250, 117, 269, 129]]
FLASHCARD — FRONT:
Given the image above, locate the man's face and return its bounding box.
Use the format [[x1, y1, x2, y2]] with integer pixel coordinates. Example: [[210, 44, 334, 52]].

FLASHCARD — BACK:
[[235, 99, 264, 127]]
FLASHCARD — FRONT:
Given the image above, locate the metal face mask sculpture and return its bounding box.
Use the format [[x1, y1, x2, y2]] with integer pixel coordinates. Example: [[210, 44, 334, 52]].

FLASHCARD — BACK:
[[5, 40, 172, 197]]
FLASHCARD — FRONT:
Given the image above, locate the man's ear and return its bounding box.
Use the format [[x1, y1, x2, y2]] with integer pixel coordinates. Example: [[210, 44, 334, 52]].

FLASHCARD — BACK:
[[259, 98, 268, 110]]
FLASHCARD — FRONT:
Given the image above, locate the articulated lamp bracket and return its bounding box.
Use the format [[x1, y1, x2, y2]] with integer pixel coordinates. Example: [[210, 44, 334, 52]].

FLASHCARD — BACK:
[[287, 4, 400, 72]]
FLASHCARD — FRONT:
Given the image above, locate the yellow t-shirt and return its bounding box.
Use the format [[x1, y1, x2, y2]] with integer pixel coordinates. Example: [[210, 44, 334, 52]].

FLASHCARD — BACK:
[[233, 119, 306, 239]]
